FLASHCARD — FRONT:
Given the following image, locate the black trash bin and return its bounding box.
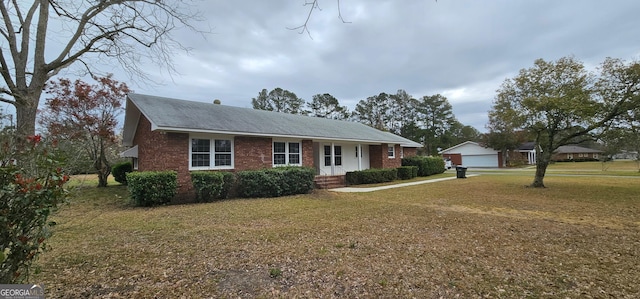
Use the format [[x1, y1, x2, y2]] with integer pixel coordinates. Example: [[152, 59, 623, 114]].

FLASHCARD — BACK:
[[456, 166, 467, 178]]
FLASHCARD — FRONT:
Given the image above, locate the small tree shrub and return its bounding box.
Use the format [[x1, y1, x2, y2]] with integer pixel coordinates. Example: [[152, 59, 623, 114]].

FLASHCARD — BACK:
[[126, 171, 177, 206], [402, 156, 445, 176], [1, 133, 69, 283], [346, 168, 397, 185], [236, 167, 315, 198], [397, 166, 418, 180], [112, 161, 133, 185], [190, 171, 223, 202]]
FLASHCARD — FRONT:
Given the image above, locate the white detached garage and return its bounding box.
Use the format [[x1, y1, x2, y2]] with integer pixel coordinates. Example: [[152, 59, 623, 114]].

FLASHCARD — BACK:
[[439, 141, 503, 168]]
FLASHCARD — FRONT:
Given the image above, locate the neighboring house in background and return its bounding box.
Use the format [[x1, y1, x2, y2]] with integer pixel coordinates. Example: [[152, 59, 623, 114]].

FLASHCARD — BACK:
[[120, 94, 421, 199], [551, 145, 603, 162], [614, 150, 638, 160], [439, 141, 503, 168], [516, 142, 537, 165]]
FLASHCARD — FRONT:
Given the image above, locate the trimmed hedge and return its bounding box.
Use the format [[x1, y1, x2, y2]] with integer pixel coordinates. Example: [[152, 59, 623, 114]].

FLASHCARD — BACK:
[[220, 172, 236, 199], [191, 171, 236, 202], [402, 156, 445, 176], [397, 166, 418, 180], [190, 171, 222, 202], [112, 161, 133, 185], [346, 168, 397, 185], [236, 166, 315, 198], [126, 171, 177, 207]]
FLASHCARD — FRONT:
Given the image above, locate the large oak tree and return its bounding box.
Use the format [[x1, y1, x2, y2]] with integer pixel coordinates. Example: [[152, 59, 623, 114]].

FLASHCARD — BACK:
[[489, 56, 640, 188], [0, 0, 199, 137]]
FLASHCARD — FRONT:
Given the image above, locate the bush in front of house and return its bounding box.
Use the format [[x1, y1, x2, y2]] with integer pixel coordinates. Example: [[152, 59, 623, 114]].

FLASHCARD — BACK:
[[190, 171, 224, 202], [276, 166, 316, 196], [220, 172, 236, 199], [346, 168, 398, 185], [397, 166, 418, 180], [402, 156, 445, 176], [127, 171, 177, 206], [112, 161, 133, 185], [236, 166, 315, 198]]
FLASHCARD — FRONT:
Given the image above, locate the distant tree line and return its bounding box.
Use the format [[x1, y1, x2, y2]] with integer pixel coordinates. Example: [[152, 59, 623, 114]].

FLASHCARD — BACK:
[[252, 87, 481, 155]]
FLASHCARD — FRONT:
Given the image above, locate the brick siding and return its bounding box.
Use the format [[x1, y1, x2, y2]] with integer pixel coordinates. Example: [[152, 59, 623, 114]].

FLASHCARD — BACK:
[[369, 144, 402, 169], [133, 116, 191, 200], [132, 119, 317, 201]]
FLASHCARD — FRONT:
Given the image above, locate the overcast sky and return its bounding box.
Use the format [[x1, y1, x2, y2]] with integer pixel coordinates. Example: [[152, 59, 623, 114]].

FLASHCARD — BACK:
[[43, 1, 640, 132]]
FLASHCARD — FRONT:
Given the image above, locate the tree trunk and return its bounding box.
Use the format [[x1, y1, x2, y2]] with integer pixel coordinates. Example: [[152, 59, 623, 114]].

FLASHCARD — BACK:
[[95, 143, 111, 187], [14, 95, 39, 138], [531, 152, 551, 188]]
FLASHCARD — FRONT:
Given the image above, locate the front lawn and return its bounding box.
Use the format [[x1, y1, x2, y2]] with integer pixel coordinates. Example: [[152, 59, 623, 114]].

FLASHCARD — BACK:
[[34, 174, 640, 298]]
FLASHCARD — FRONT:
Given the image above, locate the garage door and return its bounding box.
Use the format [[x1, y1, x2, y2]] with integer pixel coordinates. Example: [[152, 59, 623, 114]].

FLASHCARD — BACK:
[[462, 155, 498, 168]]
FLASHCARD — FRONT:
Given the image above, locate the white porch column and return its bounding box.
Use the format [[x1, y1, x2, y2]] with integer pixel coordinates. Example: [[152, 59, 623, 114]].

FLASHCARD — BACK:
[[529, 151, 536, 164], [357, 144, 362, 170], [330, 143, 335, 175]]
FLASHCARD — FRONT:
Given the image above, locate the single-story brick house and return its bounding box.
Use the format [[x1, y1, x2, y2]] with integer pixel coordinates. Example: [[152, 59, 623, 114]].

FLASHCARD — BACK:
[[551, 145, 603, 162], [120, 94, 422, 198]]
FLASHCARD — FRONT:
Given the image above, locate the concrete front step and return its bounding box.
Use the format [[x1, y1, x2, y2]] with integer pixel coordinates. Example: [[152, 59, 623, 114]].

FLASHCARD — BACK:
[[314, 175, 346, 189]]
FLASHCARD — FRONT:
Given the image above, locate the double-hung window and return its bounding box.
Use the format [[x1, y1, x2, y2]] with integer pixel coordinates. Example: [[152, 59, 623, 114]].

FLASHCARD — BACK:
[[190, 137, 233, 169], [324, 145, 342, 166], [388, 145, 395, 158], [273, 141, 301, 166]]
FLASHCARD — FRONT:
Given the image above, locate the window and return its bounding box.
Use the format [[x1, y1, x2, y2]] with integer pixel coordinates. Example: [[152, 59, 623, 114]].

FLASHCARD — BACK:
[[388, 145, 395, 158], [324, 145, 342, 166], [593, 154, 599, 159], [273, 141, 301, 166], [190, 137, 233, 169], [355, 146, 359, 158], [324, 146, 331, 166], [214, 139, 232, 166], [133, 158, 138, 170], [191, 138, 210, 167]]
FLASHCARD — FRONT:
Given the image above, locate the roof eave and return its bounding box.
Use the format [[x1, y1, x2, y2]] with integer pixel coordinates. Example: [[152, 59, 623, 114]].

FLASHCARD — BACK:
[[153, 126, 416, 145]]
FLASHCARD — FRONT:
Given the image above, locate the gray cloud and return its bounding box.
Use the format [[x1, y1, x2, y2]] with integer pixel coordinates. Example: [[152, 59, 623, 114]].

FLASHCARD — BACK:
[[104, 0, 640, 132]]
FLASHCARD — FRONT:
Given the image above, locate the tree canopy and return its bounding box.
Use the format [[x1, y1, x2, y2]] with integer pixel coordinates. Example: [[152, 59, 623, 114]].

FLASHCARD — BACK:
[[0, 1, 200, 137], [252, 88, 306, 114], [307, 93, 350, 120], [39, 75, 129, 187], [488, 56, 640, 187]]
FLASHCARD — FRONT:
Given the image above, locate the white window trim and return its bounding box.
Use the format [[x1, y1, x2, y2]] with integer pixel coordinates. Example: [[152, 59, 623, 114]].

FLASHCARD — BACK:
[[273, 140, 302, 167], [388, 145, 395, 158], [189, 135, 234, 170], [323, 144, 342, 166]]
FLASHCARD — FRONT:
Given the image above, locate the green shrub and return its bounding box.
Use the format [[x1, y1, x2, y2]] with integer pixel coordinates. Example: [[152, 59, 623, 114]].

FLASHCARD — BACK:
[[346, 168, 397, 185], [127, 171, 177, 206], [112, 161, 133, 185], [220, 172, 236, 199], [397, 166, 418, 180], [236, 167, 315, 198], [0, 132, 69, 283], [402, 156, 445, 176], [276, 166, 316, 196], [190, 171, 224, 202]]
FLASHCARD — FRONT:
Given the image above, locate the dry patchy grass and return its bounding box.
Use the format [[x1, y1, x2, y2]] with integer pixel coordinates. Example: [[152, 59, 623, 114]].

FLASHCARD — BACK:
[[34, 174, 640, 298]]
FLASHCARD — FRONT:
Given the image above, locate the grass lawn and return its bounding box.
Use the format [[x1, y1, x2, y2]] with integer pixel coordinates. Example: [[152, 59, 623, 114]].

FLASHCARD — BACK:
[[33, 172, 640, 298]]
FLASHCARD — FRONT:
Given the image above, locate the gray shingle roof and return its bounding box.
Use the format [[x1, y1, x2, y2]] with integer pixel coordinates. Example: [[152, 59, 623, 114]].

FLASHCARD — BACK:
[[124, 93, 422, 147], [554, 145, 603, 154]]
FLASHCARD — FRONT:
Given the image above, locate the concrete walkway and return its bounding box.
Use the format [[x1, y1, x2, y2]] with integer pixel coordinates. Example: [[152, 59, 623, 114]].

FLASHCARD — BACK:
[[330, 174, 478, 193]]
